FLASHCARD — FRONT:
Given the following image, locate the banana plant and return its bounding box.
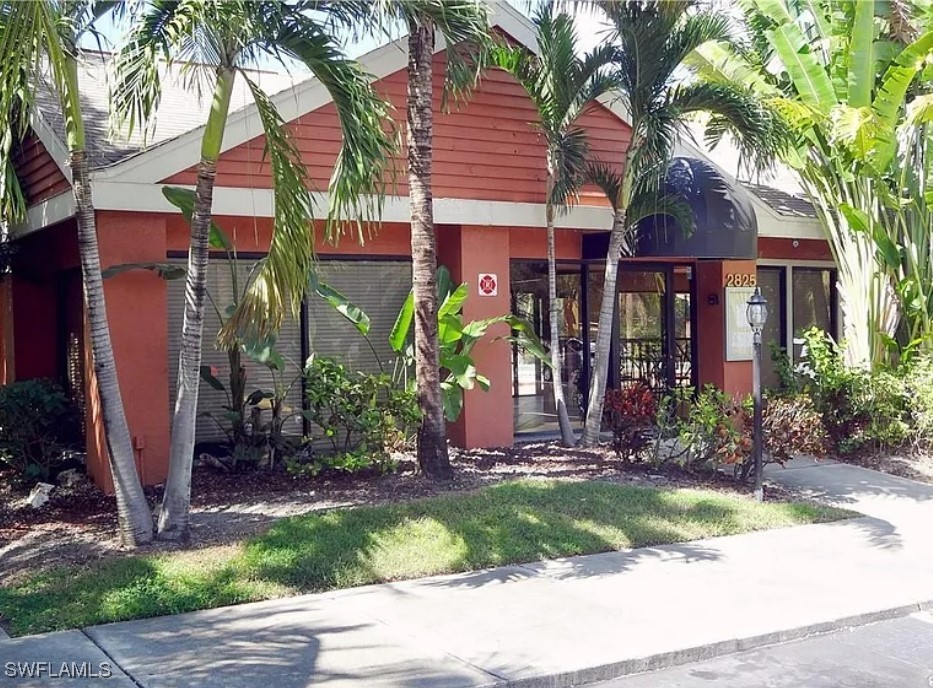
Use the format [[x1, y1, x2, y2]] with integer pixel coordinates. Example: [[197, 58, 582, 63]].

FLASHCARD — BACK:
[[690, 0, 933, 366], [389, 266, 549, 422]]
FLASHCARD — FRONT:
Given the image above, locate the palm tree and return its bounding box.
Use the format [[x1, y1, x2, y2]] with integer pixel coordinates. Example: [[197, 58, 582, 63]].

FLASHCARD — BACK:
[[577, 0, 785, 447], [0, 1, 154, 546], [344, 0, 490, 479], [492, 4, 615, 446], [112, 0, 395, 540]]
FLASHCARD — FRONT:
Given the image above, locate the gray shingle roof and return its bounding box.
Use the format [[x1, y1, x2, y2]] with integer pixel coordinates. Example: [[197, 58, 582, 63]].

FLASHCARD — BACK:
[[741, 182, 817, 218], [36, 52, 300, 170]]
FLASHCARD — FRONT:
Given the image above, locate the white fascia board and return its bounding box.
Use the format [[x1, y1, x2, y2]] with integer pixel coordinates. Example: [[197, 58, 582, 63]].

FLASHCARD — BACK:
[[92, 180, 613, 230], [13, 191, 75, 237], [29, 111, 73, 185]]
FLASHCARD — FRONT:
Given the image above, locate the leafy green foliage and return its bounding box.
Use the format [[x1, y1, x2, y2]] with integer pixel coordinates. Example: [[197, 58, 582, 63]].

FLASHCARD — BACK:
[[0, 379, 81, 481], [294, 356, 419, 477], [695, 0, 933, 365], [0, 479, 848, 636], [792, 328, 912, 454], [389, 266, 548, 421]]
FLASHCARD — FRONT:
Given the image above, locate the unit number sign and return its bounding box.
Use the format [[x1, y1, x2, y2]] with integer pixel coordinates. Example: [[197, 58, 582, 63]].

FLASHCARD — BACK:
[[725, 273, 757, 287]]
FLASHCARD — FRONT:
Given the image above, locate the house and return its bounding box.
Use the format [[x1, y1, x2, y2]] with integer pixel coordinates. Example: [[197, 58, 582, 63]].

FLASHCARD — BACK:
[[2, 5, 835, 492]]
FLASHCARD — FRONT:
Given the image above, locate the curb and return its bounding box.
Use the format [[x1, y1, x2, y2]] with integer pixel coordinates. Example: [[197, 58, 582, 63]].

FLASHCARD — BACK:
[[498, 599, 933, 687]]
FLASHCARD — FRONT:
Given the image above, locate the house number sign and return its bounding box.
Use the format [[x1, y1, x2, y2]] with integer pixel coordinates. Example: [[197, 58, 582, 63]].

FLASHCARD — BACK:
[[725, 273, 757, 287]]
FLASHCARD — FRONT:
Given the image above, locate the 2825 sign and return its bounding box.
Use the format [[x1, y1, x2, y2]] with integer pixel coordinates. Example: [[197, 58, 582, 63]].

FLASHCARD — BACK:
[[725, 273, 757, 287]]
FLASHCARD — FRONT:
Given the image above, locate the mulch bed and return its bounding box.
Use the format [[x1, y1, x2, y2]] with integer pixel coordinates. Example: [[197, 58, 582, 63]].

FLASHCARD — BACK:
[[0, 442, 805, 585], [836, 450, 933, 485]]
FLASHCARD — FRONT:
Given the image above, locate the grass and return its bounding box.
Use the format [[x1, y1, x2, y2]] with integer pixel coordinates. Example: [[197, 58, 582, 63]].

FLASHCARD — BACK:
[[0, 479, 851, 637]]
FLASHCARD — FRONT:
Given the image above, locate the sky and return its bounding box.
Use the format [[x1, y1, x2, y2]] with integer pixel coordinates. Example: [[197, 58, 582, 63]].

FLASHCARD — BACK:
[[80, 1, 612, 68]]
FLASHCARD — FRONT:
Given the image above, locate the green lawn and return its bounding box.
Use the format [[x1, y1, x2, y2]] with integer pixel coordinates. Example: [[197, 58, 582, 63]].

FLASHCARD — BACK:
[[0, 479, 850, 636]]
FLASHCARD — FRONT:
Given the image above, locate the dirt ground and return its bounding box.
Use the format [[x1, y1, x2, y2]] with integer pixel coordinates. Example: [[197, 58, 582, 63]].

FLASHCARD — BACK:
[[840, 450, 933, 485], [0, 443, 807, 585]]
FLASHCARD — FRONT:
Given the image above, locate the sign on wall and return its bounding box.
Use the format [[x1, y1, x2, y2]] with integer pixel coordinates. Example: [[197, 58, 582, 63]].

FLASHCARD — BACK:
[[725, 286, 755, 361], [478, 273, 498, 297]]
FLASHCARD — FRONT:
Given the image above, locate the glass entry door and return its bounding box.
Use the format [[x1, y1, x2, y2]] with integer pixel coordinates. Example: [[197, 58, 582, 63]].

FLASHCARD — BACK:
[[613, 265, 694, 395], [510, 262, 584, 434]]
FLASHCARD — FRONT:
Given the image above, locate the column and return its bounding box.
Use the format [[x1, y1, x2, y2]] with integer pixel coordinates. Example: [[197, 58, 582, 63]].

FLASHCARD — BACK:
[[694, 259, 756, 398], [85, 211, 170, 492], [437, 224, 513, 448]]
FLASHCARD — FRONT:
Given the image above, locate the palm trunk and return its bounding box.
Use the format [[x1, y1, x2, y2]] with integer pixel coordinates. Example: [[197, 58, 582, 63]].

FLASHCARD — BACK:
[[158, 69, 235, 540], [546, 155, 574, 446], [407, 17, 451, 480], [580, 209, 626, 447], [72, 150, 154, 546]]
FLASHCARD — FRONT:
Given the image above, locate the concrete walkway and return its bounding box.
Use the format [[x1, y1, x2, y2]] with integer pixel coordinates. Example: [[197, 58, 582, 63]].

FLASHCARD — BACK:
[[3, 459, 933, 687]]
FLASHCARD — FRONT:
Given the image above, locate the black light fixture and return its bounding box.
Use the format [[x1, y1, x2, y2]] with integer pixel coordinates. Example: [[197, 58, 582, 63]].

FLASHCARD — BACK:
[[746, 286, 768, 502], [746, 287, 769, 336]]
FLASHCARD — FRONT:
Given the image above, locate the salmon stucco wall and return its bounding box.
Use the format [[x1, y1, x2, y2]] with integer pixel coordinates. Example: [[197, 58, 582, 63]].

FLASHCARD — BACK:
[[165, 215, 413, 257], [162, 52, 631, 207], [695, 260, 756, 399], [86, 211, 170, 492]]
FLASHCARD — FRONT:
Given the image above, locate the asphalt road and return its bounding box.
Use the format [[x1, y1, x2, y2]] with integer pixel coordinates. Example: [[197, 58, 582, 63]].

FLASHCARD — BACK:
[[598, 613, 933, 688]]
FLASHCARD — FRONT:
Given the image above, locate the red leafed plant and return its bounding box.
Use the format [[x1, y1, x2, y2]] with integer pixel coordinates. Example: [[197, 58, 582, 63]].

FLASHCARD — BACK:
[[603, 383, 657, 461]]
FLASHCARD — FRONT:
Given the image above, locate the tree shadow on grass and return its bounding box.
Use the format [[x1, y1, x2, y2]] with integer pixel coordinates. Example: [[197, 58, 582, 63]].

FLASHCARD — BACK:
[[0, 480, 841, 637], [243, 481, 829, 594]]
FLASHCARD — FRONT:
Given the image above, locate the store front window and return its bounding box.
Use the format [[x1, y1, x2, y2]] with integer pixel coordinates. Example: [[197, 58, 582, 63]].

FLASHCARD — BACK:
[[512, 261, 695, 436]]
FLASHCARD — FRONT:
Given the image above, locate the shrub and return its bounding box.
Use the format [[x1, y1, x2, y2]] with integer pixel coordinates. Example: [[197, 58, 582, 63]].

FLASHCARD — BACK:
[[0, 379, 81, 481], [760, 393, 830, 464], [796, 328, 910, 454], [653, 385, 750, 473], [292, 356, 420, 476], [901, 355, 933, 450], [603, 383, 656, 462]]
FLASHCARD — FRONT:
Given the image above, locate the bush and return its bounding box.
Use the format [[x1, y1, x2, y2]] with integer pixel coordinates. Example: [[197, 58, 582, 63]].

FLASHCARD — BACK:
[[653, 385, 750, 472], [795, 328, 910, 454], [291, 357, 420, 476], [0, 379, 81, 481], [760, 393, 830, 464], [902, 355, 933, 450], [603, 383, 657, 462]]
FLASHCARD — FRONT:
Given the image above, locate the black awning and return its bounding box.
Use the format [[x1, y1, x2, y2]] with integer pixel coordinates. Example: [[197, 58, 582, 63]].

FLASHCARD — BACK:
[[634, 157, 758, 259]]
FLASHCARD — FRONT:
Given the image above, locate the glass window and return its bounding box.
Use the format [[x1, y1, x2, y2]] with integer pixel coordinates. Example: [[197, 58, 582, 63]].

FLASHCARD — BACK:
[[306, 260, 412, 377], [757, 267, 785, 390], [792, 268, 835, 358]]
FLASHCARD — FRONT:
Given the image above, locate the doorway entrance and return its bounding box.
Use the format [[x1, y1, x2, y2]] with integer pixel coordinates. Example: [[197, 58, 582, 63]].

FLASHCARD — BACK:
[[511, 260, 695, 436], [613, 265, 694, 395]]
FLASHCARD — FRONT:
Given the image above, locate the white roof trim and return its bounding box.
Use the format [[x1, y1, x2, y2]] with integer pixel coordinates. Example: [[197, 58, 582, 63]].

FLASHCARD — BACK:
[[13, 190, 75, 237], [90, 180, 615, 230]]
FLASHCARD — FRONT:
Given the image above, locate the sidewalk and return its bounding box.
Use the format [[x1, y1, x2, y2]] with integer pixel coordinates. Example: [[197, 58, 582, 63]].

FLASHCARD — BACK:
[[3, 458, 933, 687]]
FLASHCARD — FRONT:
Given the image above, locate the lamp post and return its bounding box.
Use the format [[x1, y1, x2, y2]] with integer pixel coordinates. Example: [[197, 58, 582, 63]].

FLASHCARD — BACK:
[[746, 287, 768, 502]]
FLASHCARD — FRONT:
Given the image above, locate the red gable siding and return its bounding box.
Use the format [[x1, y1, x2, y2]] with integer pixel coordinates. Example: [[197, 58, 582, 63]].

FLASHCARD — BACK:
[[12, 131, 70, 205], [162, 51, 630, 206]]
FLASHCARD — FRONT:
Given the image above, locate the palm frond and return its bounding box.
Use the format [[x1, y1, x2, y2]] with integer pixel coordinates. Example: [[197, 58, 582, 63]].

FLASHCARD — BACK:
[[626, 184, 694, 233], [273, 11, 397, 237], [110, 0, 200, 141], [582, 160, 622, 212], [219, 73, 317, 347], [666, 81, 788, 175]]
